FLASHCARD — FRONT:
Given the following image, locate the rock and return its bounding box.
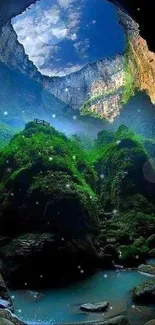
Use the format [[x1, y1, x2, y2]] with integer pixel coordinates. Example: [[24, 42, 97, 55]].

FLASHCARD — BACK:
[[0, 299, 10, 309], [0, 274, 13, 312], [146, 234, 155, 249], [149, 249, 155, 257], [101, 316, 130, 325], [138, 264, 155, 276], [103, 245, 119, 261], [114, 264, 124, 270], [119, 245, 148, 267], [80, 301, 109, 312], [26, 290, 44, 300], [0, 309, 26, 325], [0, 319, 14, 325], [145, 320, 155, 325], [98, 254, 115, 269], [132, 278, 155, 303]]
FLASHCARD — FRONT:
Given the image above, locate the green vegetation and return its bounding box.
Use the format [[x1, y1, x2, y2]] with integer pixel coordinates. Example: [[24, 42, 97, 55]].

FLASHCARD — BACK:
[[0, 123, 20, 148], [122, 40, 136, 104], [1, 121, 155, 274], [120, 245, 149, 266], [80, 40, 138, 120], [0, 121, 98, 237], [80, 88, 123, 119]]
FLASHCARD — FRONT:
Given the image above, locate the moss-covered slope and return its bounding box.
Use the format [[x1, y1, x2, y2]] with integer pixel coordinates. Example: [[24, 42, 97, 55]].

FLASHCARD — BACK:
[[93, 125, 155, 266], [1, 122, 155, 284], [0, 122, 99, 286]]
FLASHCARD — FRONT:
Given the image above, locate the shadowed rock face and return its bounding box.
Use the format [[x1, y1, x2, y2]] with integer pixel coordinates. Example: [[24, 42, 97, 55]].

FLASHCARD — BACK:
[[0, 23, 40, 80], [109, 0, 155, 52], [0, 0, 37, 29], [118, 9, 155, 108]]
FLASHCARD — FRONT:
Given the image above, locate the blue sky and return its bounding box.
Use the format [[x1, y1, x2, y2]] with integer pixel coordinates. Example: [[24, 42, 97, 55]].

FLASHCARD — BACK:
[[12, 0, 125, 77]]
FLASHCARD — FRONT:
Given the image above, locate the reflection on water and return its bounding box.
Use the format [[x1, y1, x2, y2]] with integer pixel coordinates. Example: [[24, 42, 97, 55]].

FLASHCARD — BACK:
[[10, 270, 155, 325]]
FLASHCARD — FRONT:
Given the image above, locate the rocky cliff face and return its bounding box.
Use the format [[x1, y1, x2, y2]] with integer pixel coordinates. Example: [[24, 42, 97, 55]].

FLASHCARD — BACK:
[[43, 55, 125, 122], [0, 23, 40, 80], [118, 9, 155, 106], [0, 21, 125, 122]]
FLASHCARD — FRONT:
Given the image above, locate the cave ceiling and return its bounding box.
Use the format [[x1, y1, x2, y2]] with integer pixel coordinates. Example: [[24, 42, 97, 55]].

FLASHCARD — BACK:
[[0, 0, 154, 52]]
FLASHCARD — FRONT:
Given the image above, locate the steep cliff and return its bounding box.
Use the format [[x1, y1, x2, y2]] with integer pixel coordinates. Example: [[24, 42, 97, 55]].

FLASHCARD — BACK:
[[0, 23, 40, 80], [43, 55, 125, 122], [119, 10, 155, 106], [0, 21, 125, 122]]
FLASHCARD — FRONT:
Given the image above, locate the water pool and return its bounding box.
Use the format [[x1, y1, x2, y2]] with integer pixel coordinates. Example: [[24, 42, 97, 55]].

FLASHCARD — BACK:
[[10, 269, 155, 325]]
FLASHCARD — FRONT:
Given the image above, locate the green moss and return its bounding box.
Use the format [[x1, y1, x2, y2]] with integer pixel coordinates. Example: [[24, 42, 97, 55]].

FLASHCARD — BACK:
[[1, 122, 155, 263], [80, 88, 122, 120], [0, 122, 99, 235], [0, 123, 20, 148], [122, 40, 137, 104], [120, 244, 149, 266]]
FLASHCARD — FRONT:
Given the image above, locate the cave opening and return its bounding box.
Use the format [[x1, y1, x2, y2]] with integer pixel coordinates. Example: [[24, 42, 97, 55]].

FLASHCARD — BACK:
[[11, 0, 125, 77]]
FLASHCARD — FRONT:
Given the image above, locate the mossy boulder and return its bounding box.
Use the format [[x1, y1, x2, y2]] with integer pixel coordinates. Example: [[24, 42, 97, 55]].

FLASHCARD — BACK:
[[0, 309, 25, 325], [0, 319, 14, 325], [0, 122, 98, 234], [0, 122, 99, 286], [138, 264, 155, 276], [133, 237, 145, 248], [145, 321, 155, 325], [0, 233, 98, 287], [119, 245, 149, 267], [132, 278, 155, 303]]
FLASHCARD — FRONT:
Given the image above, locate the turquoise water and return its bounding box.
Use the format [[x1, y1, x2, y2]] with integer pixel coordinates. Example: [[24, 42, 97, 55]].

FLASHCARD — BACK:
[[10, 270, 155, 325]]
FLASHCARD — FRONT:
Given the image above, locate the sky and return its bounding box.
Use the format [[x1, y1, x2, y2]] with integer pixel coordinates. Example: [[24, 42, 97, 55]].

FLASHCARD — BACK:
[[12, 0, 125, 77]]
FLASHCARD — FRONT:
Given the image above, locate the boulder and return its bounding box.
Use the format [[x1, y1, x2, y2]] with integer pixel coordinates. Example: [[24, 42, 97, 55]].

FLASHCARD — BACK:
[[0, 319, 14, 325], [103, 245, 119, 261], [0, 274, 13, 312], [0, 233, 98, 287], [149, 249, 155, 257], [138, 264, 155, 276], [101, 316, 130, 325], [145, 320, 155, 325], [80, 301, 109, 312], [146, 235, 155, 249], [132, 278, 155, 303], [0, 309, 26, 325], [0, 299, 11, 309]]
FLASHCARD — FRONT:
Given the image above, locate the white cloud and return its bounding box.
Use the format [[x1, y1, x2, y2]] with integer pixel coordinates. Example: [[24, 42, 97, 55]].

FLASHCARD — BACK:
[[58, 0, 74, 9], [52, 27, 67, 39], [40, 63, 85, 77], [70, 33, 77, 40], [74, 38, 90, 56], [12, 0, 84, 76]]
